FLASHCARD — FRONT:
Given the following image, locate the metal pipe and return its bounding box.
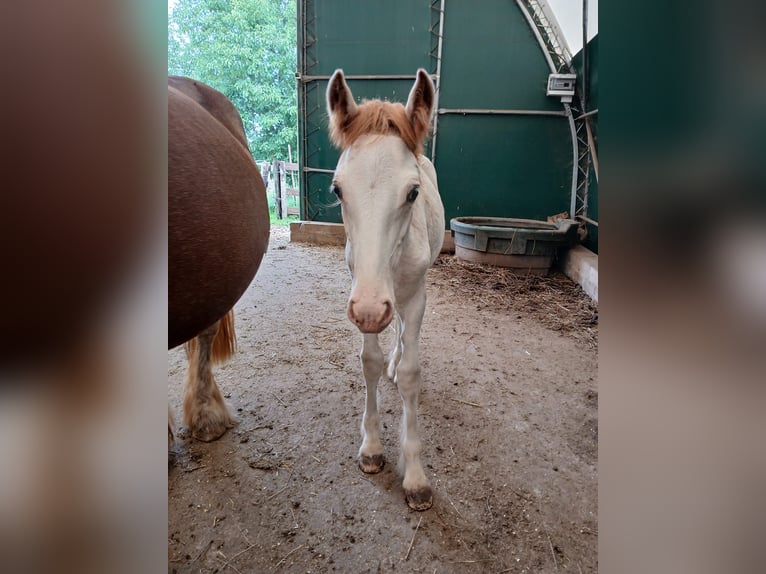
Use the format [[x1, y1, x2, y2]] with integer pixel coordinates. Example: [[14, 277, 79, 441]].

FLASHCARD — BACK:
[[298, 0, 307, 220], [577, 214, 598, 227], [430, 0, 446, 163], [585, 116, 598, 182], [303, 167, 335, 174], [564, 103, 578, 218], [582, 0, 588, 112], [574, 108, 598, 121], [297, 74, 426, 83], [438, 107, 566, 117]]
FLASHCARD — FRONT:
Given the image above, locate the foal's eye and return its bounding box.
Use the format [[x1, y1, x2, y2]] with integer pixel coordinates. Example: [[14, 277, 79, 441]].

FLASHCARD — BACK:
[[406, 186, 419, 203], [331, 184, 343, 200]]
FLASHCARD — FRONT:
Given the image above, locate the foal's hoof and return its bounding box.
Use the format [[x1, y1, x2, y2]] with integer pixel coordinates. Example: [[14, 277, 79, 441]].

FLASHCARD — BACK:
[[405, 486, 433, 511], [359, 454, 385, 474]]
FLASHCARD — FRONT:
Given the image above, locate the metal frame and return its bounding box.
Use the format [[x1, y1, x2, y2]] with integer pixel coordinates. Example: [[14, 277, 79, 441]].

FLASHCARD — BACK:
[[429, 0, 445, 162], [298, 0, 325, 221], [516, 0, 596, 227], [438, 108, 567, 117]]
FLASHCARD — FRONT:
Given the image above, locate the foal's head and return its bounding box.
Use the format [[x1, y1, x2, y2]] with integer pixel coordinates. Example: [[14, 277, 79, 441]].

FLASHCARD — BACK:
[[327, 69, 435, 333]]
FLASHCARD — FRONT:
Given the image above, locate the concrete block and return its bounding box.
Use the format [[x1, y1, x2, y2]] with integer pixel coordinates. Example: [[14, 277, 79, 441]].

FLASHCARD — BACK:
[[560, 245, 598, 303], [290, 221, 455, 254], [289, 221, 345, 246], [441, 231, 455, 254]]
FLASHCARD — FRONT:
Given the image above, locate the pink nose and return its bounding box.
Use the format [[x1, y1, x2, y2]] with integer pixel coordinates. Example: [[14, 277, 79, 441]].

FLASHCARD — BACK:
[[348, 298, 394, 333]]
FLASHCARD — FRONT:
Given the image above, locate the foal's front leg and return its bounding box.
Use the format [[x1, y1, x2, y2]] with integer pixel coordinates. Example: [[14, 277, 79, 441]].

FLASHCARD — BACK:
[[359, 333, 385, 473], [396, 289, 432, 510]]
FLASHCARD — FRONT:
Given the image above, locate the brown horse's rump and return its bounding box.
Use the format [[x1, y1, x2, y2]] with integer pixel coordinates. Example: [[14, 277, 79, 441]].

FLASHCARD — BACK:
[[168, 78, 269, 349]]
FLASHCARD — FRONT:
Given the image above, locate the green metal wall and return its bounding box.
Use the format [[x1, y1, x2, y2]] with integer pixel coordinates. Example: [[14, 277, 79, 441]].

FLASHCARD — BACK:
[[298, 0, 573, 226]]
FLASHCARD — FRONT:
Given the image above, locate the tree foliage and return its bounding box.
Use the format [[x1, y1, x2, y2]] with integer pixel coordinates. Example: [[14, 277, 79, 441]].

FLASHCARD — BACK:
[[169, 0, 297, 161]]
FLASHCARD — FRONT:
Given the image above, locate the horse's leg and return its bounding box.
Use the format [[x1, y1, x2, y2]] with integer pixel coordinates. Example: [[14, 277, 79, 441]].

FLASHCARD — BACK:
[[168, 405, 176, 447], [359, 333, 385, 473], [396, 286, 432, 510], [386, 314, 402, 381], [183, 321, 234, 442]]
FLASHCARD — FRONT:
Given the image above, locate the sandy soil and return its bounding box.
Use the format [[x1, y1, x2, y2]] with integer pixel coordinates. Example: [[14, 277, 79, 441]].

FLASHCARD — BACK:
[[169, 226, 598, 573]]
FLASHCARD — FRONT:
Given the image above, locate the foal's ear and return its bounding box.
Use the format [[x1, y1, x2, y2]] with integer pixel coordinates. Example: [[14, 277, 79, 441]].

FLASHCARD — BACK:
[[327, 69, 358, 148], [405, 69, 435, 143]]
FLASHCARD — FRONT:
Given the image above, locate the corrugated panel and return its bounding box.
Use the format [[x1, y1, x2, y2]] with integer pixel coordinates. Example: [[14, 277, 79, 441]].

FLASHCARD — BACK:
[[437, 0, 561, 112], [434, 114, 571, 220], [299, 0, 574, 225], [308, 1, 431, 75]]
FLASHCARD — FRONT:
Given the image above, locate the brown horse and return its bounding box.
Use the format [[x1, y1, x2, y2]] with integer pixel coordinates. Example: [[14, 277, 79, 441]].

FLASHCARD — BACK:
[[168, 77, 269, 441]]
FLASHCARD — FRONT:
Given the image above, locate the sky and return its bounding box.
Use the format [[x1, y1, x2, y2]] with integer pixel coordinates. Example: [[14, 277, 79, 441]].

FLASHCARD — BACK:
[[547, 0, 598, 55], [168, 0, 597, 55]]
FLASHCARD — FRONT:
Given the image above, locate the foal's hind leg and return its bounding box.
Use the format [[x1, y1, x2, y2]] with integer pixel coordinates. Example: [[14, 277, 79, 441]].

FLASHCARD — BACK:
[[183, 321, 234, 442], [359, 333, 385, 473], [386, 314, 402, 381]]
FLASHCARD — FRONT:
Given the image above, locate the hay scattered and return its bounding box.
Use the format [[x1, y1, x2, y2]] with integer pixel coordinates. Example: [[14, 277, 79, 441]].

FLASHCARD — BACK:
[[429, 255, 598, 350]]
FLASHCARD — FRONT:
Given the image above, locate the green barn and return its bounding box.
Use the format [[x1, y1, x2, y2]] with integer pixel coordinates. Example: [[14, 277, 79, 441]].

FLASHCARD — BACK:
[[296, 0, 598, 253]]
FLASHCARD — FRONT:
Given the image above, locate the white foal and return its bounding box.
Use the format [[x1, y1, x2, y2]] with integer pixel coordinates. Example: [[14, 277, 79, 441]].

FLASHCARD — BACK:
[[326, 69, 445, 510]]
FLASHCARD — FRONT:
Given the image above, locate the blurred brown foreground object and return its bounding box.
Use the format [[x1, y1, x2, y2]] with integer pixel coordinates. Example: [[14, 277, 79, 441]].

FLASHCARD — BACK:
[[0, 1, 167, 573]]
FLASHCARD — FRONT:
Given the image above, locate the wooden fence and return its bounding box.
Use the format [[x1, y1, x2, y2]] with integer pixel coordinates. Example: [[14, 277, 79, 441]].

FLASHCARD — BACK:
[[272, 160, 299, 219]]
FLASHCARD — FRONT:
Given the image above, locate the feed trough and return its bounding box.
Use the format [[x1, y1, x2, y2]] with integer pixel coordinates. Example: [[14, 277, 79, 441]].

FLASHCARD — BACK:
[[450, 217, 579, 274]]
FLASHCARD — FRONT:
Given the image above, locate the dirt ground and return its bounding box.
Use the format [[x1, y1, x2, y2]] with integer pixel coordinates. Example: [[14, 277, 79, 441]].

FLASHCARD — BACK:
[[168, 226, 598, 573]]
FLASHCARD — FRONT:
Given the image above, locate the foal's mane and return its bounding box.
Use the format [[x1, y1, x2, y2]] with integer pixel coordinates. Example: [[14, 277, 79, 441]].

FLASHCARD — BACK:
[[329, 99, 424, 156]]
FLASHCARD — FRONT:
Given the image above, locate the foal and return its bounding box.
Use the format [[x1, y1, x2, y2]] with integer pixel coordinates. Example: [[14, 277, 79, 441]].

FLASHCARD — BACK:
[[326, 69, 445, 510]]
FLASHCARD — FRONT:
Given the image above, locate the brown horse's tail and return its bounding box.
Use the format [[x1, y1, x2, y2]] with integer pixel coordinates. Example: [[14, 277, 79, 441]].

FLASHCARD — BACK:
[[211, 309, 237, 363], [184, 310, 237, 364]]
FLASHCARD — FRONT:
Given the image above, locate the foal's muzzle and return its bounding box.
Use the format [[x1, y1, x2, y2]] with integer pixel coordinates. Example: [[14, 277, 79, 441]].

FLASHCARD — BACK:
[[347, 298, 394, 333]]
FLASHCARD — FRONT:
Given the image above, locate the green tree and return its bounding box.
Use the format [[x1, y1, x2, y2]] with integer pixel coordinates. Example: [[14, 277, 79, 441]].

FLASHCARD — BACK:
[[168, 0, 297, 161]]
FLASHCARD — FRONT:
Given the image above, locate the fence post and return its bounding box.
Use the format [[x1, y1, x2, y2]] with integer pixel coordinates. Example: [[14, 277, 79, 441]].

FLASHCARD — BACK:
[[279, 162, 289, 220], [273, 159, 282, 219]]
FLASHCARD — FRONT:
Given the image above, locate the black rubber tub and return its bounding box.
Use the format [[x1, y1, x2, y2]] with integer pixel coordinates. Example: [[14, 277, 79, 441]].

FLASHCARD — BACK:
[[449, 217, 579, 273]]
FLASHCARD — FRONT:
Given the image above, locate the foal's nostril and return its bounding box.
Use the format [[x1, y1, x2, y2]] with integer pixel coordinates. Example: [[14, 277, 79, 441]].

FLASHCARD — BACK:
[[381, 300, 394, 322]]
